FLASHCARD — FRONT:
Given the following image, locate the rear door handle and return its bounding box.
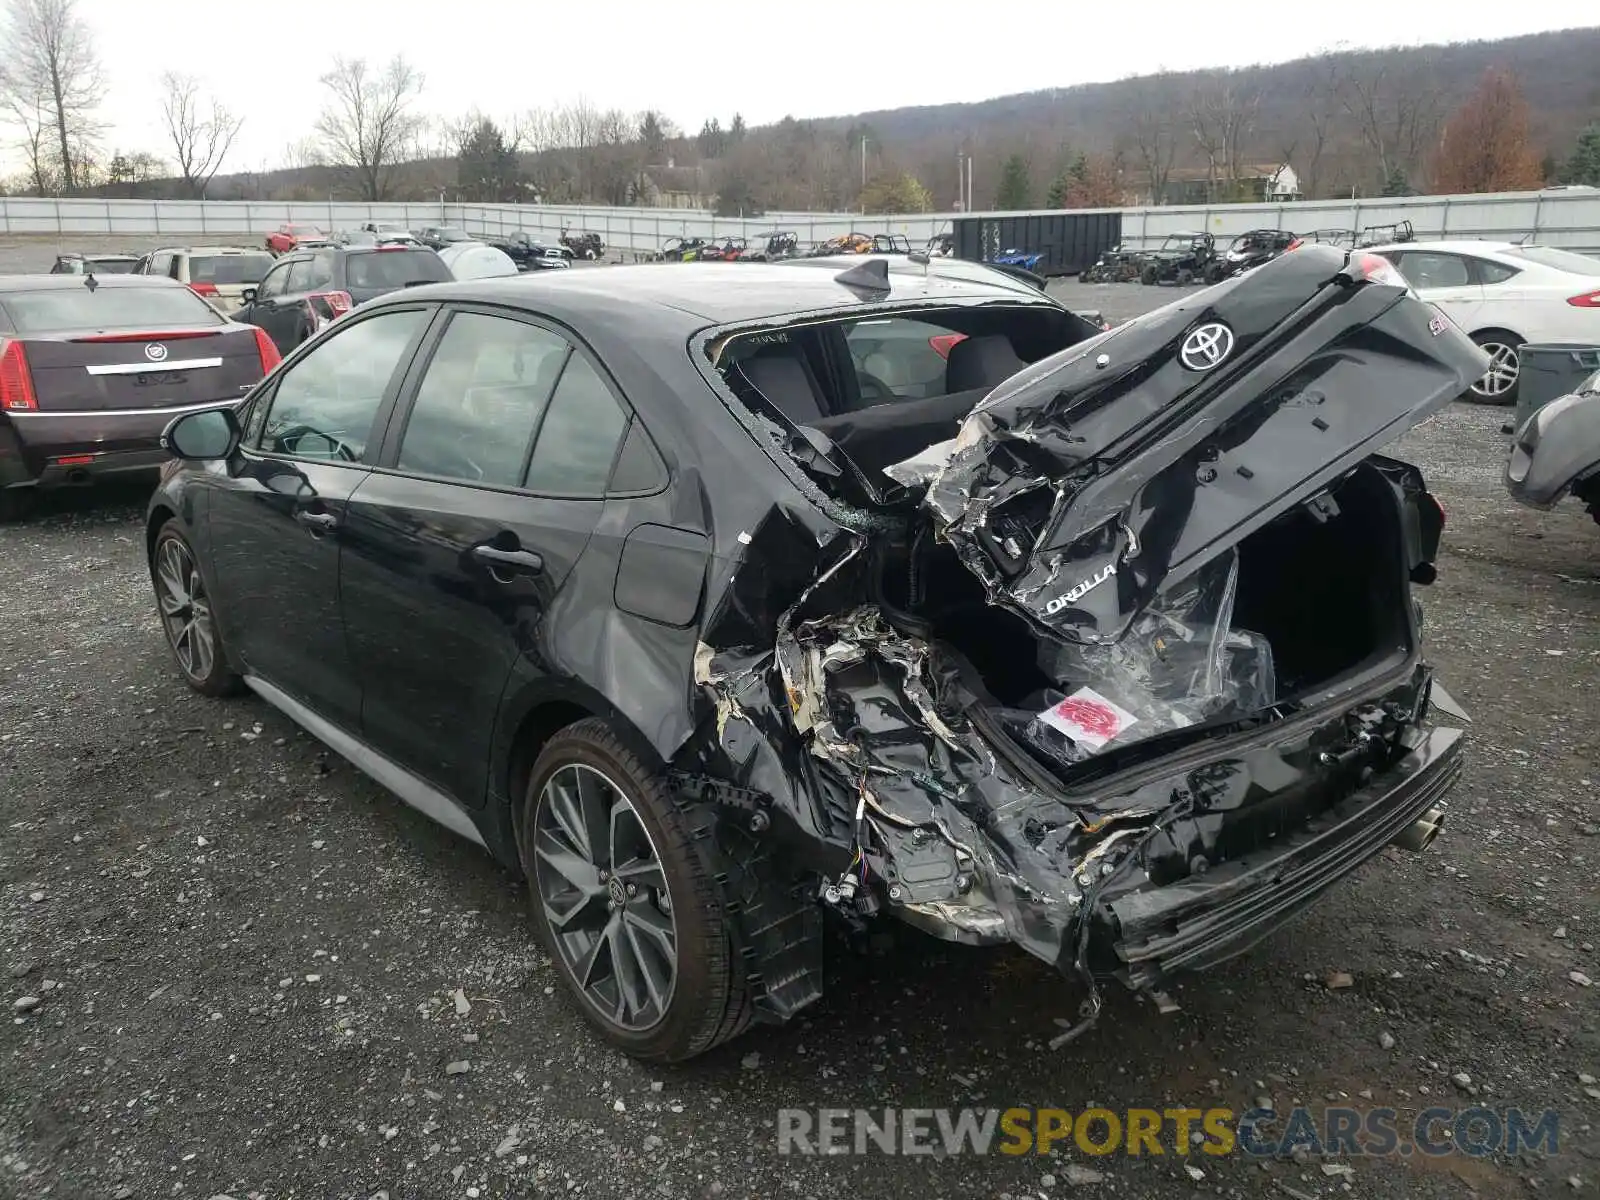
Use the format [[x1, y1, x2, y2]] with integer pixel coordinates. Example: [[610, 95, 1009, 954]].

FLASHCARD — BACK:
[[294, 509, 338, 532], [472, 544, 543, 575]]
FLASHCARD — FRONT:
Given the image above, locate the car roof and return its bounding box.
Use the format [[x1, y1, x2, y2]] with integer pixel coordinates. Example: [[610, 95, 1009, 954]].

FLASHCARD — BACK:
[[0, 274, 187, 292], [146, 245, 265, 256], [58, 251, 139, 260], [1365, 239, 1519, 254], [382, 257, 1055, 325]]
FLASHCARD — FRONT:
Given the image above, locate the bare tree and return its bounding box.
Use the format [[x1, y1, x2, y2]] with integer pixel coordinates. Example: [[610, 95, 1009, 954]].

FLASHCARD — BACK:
[[313, 54, 425, 201], [1124, 80, 1179, 205], [6, 86, 57, 194], [159, 72, 242, 198], [1187, 90, 1225, 200], [1188, 77, 1259, 200], [1337, 53, 1444, 188], [283, 137, 325, 171], [1277, 54, 1344, 199], [0, 0, 102, 194]]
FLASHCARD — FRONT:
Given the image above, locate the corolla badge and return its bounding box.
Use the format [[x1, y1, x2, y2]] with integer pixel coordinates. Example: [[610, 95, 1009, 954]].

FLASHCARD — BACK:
[[144, 342, 169, 362], [1179, 322, 1234, 371], [1044, 563, 1116, 615]]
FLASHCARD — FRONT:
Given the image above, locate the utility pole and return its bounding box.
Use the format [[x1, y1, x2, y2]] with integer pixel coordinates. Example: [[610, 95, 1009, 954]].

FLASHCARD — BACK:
[[860, 136, 867, 188]]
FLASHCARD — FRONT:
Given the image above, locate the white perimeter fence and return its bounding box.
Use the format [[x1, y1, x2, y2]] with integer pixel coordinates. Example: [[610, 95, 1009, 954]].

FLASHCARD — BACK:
[[2, 188, 1598, 256]]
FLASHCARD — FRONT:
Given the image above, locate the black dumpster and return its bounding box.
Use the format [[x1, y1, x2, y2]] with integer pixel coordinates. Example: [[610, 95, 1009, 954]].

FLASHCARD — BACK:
[[952, 211, 1122, 277], [1511, 344, 1600, 433]]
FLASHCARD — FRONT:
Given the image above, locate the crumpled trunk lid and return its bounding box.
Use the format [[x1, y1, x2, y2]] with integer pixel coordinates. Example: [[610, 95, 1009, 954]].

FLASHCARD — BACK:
[[906, 245, 1488, 644]]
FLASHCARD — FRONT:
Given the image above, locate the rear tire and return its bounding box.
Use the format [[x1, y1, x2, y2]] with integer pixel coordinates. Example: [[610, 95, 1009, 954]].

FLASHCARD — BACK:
[[152, 520, 242, 697], [1140, 265, 1157, 286], [1466, 330, 1523, 406], [520, 719, 751, 1062], [1177, 268, 1195, 286]]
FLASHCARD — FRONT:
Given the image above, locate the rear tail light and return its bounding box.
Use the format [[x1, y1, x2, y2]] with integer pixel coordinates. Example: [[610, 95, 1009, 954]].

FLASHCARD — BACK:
[[1567, 290, 1600, 308], [0, 339, 37, 411], [188, 281, 220, 298], [72, 330, 220, 343], [1340, 252, 1413, 294], [929, 332, 969, 360], [251, 326, 282, 375]]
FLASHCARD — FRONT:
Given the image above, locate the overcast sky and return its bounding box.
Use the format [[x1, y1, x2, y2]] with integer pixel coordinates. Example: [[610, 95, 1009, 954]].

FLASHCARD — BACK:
[[22, 1, 1600, 175]]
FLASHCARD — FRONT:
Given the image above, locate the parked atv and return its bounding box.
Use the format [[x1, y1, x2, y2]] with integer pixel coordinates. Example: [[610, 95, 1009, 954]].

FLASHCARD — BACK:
[[995, 247, 1045, 272], [657, 236, 709, 263], [1298, 228, 1357, 249], [1357, 220, 1415, 248], [1080, 245, 1141, 283], [738, 231, 802, 261], [1137, 232, 1216, 286], [1203, 229, 1298, 283], [812, 232, 876, 256], [560, 230, 605, 259], [700, 237, 748, 262]]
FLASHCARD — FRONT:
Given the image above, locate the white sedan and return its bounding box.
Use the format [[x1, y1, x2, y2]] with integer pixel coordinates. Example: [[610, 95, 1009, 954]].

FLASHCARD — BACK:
[[1367, 240, 1600, 404]]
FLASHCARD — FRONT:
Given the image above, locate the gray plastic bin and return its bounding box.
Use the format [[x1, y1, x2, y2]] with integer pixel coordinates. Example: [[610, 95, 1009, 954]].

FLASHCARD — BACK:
[[1511, 343, 1600, 432]]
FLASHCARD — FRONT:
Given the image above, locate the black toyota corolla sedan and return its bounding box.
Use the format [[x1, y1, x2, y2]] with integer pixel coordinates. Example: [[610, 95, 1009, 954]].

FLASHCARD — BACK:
[[147, 248, 1482, 1061]]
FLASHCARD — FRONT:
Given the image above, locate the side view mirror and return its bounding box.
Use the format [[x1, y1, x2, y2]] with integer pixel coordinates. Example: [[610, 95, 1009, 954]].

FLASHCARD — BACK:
[[162, 406, 241, 461], [240, 287, 257, 305]]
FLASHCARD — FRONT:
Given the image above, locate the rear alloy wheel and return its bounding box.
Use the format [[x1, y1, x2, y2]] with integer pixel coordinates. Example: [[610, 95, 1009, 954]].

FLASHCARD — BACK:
[[522, 719, 750, 1061], [1467, 332, 1523, 405], [152, 521, 241, 696]]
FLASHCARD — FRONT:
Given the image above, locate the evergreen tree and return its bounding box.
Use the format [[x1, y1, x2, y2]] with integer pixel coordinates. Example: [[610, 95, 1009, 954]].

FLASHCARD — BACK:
[[994, 153, 1033, 210]]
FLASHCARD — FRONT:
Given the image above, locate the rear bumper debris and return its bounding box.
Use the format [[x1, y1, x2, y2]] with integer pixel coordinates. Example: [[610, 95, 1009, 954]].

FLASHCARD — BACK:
[[1106, 727, 1462, 991]]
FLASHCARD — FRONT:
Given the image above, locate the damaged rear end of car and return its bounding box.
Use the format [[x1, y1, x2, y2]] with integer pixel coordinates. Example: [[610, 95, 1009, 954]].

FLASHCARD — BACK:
[[668, 246, 1485, 1041]]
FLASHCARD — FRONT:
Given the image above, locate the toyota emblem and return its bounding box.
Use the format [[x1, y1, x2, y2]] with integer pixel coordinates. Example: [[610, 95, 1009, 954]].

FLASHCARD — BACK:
[[144, 342, 169, 362], [1178, 323, 1234, 372]]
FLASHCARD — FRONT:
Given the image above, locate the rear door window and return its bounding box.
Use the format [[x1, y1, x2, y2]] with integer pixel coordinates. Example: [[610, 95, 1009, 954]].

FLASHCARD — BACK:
[[189, 254, 274, 285], [1471, 258, 1521, 285], [345, 249, 451, 291], [257, 309, 428, 462], [524, 354, 629, 496], [395, 311, 570, 487], [1394, 252, 1471, 289]]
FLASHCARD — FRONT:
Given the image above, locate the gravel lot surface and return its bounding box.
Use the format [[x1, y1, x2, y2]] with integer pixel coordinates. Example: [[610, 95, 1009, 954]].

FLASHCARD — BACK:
[[2, 237, 1597, 1199]]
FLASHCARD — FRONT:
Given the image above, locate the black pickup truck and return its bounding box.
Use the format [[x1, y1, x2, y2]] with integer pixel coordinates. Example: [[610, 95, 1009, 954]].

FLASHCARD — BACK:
[[481, 231, 573, 270]]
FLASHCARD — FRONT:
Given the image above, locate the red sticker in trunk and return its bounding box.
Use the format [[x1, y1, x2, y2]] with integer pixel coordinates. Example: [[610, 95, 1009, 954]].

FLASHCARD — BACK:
[[1037, 687, 1138, 750]]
